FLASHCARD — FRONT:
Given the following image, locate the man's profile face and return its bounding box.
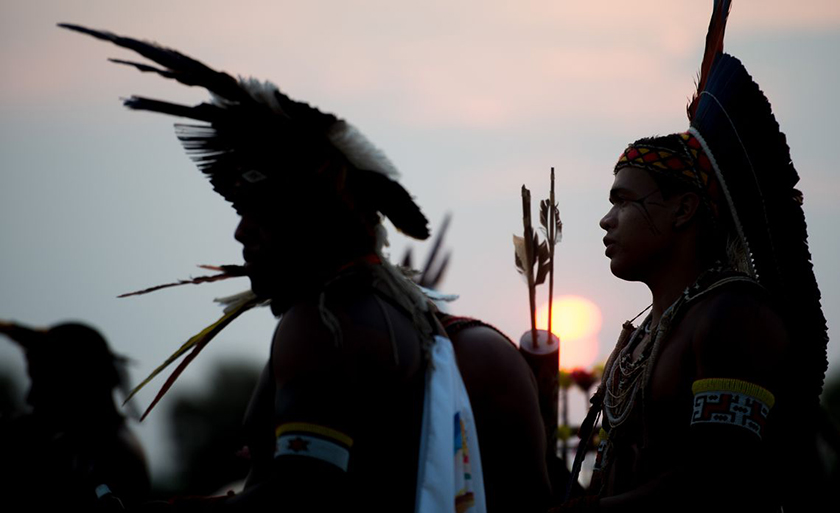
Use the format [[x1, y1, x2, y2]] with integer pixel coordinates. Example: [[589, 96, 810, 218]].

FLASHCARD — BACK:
[[599, 167, 675, 281], [235, 208, 286, 300], [233, 202, 322, 306]]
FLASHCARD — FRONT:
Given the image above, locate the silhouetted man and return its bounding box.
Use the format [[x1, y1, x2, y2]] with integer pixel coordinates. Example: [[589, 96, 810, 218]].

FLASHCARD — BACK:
[[559, 2, 829, 512], [62, 24, 550, 512]]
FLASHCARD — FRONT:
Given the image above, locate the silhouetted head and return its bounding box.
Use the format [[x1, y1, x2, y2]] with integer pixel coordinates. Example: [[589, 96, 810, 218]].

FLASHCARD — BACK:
[[600, 132, 745, 282], [14, 322, 123, 421], [233, 156, 387, 305]]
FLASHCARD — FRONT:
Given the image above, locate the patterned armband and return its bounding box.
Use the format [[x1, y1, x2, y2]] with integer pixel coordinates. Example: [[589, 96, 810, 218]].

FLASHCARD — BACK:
[[691, 378, 775, 439], [275, 422, 354, 471]]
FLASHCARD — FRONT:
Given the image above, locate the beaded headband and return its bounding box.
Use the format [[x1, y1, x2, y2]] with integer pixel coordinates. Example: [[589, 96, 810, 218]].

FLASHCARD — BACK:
[[614, 132, 721, 219]]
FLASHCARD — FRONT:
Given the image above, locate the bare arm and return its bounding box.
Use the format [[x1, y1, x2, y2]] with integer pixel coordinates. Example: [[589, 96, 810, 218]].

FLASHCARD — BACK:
[[595, 287, 787, 512], [223, 292, 425, 511]]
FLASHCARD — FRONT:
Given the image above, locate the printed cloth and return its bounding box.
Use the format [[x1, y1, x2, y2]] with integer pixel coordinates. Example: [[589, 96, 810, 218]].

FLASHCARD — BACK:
[[415, 335, 486, 513]]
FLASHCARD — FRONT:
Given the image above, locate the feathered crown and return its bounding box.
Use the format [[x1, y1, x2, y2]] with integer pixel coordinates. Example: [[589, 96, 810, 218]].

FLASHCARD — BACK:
[[686, 1, 828, 406], [58, 23, 429, 240], [59, 24, 435, 418]]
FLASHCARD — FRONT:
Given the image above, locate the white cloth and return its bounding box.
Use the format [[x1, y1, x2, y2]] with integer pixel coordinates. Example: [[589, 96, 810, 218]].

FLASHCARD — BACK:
[[415, 335, 486, 513]]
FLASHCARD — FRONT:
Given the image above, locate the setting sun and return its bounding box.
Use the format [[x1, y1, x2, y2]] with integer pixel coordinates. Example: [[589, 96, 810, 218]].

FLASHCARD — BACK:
[[535, 295, 602, 370]]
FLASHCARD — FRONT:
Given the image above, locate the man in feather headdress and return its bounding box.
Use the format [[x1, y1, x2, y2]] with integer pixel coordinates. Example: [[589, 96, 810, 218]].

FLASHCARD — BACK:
[[60, 24, 550, 512], [559, 2, 829, 512]]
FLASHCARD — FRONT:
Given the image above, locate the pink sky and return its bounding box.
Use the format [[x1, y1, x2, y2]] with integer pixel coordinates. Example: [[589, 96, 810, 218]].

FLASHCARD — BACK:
[[2, 0, 839, 475]]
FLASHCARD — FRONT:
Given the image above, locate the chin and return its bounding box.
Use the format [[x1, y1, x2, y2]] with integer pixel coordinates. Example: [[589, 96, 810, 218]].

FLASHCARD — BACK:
[[609, 259, 643, 282], [246, 267, 275, 300], [248, 267, 316, 308]]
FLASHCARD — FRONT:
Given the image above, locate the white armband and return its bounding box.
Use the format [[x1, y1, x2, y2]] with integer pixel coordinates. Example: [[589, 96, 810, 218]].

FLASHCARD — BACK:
[[274, 422, 353, 472]]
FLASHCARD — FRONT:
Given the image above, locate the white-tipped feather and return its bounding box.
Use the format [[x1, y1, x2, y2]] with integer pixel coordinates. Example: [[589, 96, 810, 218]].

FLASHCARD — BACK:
[[373, 222, 429, 314], [374, 221, 390, 255], [327, 121, 400, 178], [232, 78, 400, 180], [221, 77, 288, 114], [418, 286, 459, 303], [214, 289, 267, 314]]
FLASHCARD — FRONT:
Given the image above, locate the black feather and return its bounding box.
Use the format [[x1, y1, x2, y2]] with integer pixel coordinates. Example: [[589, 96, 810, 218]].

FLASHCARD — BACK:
[[59, 23, 248, 102], [354, 169, 429, 240], [61, 22, 430, 237]]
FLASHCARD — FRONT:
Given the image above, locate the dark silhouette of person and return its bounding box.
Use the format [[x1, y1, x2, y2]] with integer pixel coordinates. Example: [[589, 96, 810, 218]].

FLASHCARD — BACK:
[[557, 2, 829, 511], [0, 321, 150, 510], [59, 23, 551, 512]]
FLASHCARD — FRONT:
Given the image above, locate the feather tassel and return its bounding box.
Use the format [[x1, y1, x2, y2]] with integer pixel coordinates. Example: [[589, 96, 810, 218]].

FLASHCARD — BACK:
[[117, 265, 245, 298], [125, 293, 262, 420]]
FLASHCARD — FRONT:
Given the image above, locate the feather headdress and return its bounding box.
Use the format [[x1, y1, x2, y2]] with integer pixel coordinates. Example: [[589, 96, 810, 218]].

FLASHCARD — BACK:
[[684, 0, 827, 410], [59, 23, 429, 240], [61, 23, 434, 417]]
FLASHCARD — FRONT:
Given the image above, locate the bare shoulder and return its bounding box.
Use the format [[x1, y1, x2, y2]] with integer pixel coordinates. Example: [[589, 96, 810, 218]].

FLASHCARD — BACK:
[[447, 323, 543, 438], [687, 280, 789, 386], [259, 284, 428, 509], [450, 324, 537, 395], [271, 302, 336, 377], [272, 290, 424, 383]]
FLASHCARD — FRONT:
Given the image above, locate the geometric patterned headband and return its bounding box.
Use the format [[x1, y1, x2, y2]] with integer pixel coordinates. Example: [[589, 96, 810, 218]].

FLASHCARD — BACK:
[[614, 131, 722, 219]]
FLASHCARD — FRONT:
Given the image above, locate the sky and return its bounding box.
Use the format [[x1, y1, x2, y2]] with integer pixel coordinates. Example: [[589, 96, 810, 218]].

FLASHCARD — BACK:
[[2, 0, 839, 477]]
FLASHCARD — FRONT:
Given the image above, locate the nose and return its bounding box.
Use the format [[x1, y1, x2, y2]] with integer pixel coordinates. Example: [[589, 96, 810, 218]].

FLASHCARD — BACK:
[[234, 213, 256, 245], [599, 206, 616, 231]]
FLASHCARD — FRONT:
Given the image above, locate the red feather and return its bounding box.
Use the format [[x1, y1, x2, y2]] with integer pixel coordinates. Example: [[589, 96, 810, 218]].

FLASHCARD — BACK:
[[688, 0, 732, 120], [117, 265, 245, 298]]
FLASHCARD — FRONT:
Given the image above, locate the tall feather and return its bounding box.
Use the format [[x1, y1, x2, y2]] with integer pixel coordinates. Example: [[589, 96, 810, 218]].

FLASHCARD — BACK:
[[418, 212, 452, 288], [58, 24, 249, 102], [687, 0, 731, 121]]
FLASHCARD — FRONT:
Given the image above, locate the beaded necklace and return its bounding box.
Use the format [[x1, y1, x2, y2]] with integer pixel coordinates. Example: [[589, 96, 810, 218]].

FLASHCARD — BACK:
[[603, 297, 676, 430], [603, 318, 651, 429]]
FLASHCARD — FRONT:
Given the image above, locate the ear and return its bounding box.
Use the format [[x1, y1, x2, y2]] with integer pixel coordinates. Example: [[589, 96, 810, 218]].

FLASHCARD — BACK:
[[673, 192, 702, 230]]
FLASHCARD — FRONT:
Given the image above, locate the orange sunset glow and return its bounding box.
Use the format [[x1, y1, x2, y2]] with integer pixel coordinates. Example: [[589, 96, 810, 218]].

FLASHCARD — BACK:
[[536, 295, 602, 370]]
